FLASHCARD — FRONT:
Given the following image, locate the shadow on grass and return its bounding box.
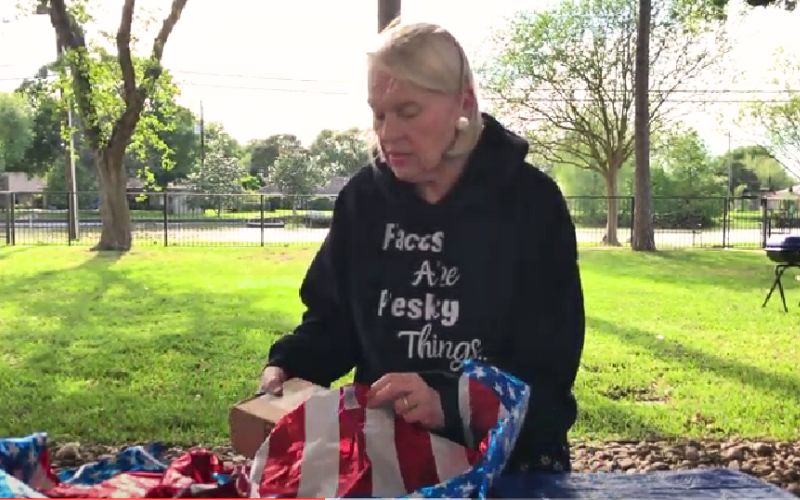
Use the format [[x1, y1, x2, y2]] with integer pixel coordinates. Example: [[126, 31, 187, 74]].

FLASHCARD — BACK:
[[575, 395, 667, 441], [0, 249, 303, 445], [588, 316, 800, 407], [0, 246, 34, 260], [583, 249, 790, 293]]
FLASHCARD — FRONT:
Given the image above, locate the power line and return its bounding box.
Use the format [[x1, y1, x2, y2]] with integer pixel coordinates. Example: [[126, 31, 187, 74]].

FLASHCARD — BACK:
[[2, 71, 798, 103], [170, 69, 349, 84], [174, 80, 352, 95], [173, 82, 796, 103], [4, 71, 798, 95], [491, 97, 796, 104], [168, 70, 800, 94]]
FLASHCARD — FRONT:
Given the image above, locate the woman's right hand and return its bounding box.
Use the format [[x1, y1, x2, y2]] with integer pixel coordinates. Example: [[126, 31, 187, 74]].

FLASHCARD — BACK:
[[259, 366, 287, 396]]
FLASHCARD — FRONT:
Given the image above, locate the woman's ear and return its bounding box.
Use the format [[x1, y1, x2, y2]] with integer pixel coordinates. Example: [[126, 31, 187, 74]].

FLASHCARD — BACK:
[[460, 87, 477, 116]]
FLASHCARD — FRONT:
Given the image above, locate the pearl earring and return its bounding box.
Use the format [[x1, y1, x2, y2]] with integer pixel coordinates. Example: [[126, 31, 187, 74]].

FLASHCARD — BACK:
[[456, 116, 469, 131]]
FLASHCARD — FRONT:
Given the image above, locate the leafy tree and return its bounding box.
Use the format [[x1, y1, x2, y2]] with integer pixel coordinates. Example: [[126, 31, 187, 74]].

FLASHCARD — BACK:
[[746, 146, 795, 191], [0, 93, 34, 173], [11, 72, 64, 177], [655, 127, 725, 195], [44, 0, 188, 250], [268, 148, 323, 198], [126, 105, 199, 188], [244, 134, 302, 182], [750, 94, 800, 181], [309, 128, 370, 179], [713, 145, 793, 195], [45, 149, 97, 209], [204, 122, 242, 162], [483, 0, 726, 245], [187, 150, 246, 195], [186, 149, 247, 214], [717, 0, 795, 9]]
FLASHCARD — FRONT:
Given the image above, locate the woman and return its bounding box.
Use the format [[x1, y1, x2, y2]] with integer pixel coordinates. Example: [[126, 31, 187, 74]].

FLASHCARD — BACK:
[[259, 21, 585, 474]]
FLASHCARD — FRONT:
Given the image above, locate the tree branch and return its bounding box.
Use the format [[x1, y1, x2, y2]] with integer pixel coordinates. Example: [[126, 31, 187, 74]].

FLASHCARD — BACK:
[[48, 0, 103, 150], [117, 0, 137, 106], [529, 135, 605, 174], [108, 0, 188, 157], [151, 0, 188, 63]]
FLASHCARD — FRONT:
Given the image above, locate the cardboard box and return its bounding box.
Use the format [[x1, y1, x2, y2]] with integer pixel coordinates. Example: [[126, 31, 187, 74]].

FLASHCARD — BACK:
[[229, 378, 327, 458]]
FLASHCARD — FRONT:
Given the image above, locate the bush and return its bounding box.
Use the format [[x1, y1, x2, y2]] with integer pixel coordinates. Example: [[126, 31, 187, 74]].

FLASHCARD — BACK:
[[306, 196, 335, 211], [652, 198, 722, 229], [265, 195, 290, 211], [571, 212, 632, 228]]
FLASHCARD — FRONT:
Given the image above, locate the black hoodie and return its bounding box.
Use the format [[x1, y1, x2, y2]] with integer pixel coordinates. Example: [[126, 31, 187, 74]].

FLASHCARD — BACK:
[[267, 114, 585, 470]]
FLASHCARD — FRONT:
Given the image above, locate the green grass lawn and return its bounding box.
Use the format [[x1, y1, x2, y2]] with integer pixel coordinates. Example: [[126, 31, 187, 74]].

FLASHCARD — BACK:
[[0, 245, 798, 446]]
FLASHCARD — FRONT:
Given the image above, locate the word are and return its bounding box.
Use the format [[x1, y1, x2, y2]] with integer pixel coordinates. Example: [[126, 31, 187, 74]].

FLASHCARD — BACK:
[[411, 259, 460, 288]]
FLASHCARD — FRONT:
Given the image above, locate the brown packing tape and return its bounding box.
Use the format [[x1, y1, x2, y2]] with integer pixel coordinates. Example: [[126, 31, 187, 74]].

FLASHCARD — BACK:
[[229, 378, 327, 458]]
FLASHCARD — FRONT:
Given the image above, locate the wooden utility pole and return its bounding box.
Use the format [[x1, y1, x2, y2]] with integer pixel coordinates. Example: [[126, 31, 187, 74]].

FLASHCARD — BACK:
[[378, 0, 400, 32]]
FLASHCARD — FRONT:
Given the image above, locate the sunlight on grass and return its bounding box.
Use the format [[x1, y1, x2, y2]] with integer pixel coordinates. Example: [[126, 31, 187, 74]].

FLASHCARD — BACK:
[[0, 245, 798, 445]]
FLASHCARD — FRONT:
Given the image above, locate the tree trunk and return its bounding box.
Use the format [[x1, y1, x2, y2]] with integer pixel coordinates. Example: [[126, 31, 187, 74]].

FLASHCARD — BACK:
[[632, 0, 656, 251], [604, 170, 621, 246], [378, 0, 401, 31], [94, 149, 132, 251]]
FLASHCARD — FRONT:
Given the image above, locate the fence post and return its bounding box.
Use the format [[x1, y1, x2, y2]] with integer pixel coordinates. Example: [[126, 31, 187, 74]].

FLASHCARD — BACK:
[[260, 194, 265, 247], [629, 196, 635, 243], [9, 192, 15, 246], [761, 197, 768, 248], [4, 193, 9, 246], [67, 199, 71, 246], [163, 192, 169, 247], [722, 197, 729, 248]]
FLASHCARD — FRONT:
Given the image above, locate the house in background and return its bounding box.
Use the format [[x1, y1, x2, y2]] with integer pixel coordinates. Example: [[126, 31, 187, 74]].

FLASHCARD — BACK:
[[126, 178, 193, 214], [315, 176, 348, 196], [0, 172, 46, 192], [0, 172, 47, 206], [764, 184, 800, 211]]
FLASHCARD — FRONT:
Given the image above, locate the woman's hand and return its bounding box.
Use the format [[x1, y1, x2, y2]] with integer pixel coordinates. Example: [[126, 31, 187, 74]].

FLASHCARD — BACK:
[[259, 366, 288, 396], [366, 373, 445, 430]]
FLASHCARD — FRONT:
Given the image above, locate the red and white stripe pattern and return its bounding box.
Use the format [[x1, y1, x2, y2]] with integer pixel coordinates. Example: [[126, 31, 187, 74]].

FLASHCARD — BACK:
[[458, 375, 509, 450], [249, 382, 502, 498]]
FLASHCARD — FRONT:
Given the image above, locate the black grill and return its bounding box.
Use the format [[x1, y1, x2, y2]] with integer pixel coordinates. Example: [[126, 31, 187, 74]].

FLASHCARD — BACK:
[[762, 235, 800, 311], [765, 235, 800, 264]]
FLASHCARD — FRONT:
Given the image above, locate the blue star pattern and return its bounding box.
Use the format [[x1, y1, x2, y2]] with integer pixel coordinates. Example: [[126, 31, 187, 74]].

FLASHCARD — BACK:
[[0, 432, 52, 492], [0, 469, 46, 498], [411, 359, 531, 499], [57, 443, 167, 485], [1, 433, 169, 496]]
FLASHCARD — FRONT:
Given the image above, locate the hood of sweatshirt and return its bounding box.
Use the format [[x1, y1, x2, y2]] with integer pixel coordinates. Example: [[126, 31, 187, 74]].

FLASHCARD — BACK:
[[371, 113, 530, 213]]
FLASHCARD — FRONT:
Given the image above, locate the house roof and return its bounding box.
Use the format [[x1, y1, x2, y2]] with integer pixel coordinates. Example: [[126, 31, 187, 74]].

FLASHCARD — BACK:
[[0, 172, 46, 192], [765, 185, 800, 200], [315, 176, 349, 195]]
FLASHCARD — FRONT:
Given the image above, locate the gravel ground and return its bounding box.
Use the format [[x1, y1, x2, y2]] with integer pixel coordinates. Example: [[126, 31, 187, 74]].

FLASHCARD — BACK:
[[48, 438, 800, 497]]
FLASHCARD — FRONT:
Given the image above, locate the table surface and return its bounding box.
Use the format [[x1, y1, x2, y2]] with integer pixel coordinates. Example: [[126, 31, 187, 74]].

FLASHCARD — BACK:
[[490, 468, 796, 499]]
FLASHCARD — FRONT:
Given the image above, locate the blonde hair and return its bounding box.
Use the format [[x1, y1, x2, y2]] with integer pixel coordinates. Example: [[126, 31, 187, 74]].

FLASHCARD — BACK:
[[367, 21, 483, 159]]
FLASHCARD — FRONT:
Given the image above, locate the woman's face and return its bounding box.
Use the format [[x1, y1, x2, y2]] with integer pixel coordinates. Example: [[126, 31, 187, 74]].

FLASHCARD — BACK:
[[368, 67, 468, 184]]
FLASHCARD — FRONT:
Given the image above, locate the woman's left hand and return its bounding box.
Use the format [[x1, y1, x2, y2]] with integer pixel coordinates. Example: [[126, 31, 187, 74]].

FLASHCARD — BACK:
[[366, 373, 445, 430]]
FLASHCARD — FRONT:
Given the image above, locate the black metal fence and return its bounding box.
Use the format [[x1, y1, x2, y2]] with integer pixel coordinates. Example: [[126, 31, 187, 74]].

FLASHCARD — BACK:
[[1, 191, 335, 247], [564, 195, 776, 249], [0, 191, 795, 249]]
